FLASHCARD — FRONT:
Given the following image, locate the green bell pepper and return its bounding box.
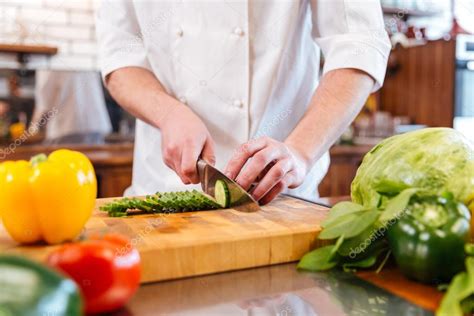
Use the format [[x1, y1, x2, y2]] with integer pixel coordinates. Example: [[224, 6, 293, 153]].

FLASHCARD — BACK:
[[0, 255, 82, 316], [387, 194, 471, 284]]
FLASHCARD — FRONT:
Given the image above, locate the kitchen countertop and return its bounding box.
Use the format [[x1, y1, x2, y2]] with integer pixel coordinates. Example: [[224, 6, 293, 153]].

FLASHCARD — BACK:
[[108, 195, 440, 316], [116, 262, 437, 316], [0, 189, 443, 314]]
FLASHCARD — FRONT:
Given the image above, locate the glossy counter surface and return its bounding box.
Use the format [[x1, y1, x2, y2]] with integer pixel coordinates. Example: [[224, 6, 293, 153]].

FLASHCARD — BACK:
[[119, 263, 432, 316]]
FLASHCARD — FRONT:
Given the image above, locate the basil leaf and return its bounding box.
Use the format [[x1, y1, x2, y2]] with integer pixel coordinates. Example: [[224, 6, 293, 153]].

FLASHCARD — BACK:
[[319, 209, 380, 240], [378, 188, 419, 224], [297, 236, 344, 272], [342, 255, 378, 272], [373, 179, 410, 195], [329, 235, 345, 259], [437, 257, 474, 316], [337, 225, 379, 257], [322, 202, 366, 228], [297, 245, 338, 271]]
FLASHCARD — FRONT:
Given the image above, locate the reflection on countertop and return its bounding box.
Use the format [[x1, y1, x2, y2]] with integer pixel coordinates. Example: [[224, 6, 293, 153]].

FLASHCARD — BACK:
[[118, 263, 432, 316]]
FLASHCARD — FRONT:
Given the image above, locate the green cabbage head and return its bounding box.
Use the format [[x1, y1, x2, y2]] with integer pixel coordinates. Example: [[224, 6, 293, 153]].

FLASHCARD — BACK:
[[351, 128, 474, 208]]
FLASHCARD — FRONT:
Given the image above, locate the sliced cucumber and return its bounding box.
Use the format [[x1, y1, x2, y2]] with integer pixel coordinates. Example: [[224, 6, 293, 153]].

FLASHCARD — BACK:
[[214, 180, 230, 208], [100, 189, 228, 217]]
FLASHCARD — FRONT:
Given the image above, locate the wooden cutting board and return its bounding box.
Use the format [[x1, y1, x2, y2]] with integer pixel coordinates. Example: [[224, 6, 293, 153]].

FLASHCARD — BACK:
[[0, 195, 329, 283]]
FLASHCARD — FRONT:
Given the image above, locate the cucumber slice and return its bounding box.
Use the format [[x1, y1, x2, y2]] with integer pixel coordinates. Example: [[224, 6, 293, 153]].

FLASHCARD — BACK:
[[215, 180, 230, 208], [100, 189, 224, 216]]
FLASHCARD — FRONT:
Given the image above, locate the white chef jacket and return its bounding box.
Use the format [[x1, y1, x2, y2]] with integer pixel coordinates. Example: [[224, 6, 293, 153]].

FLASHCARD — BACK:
[[33, 70, 112, 139], [96, 0, 390, 200]]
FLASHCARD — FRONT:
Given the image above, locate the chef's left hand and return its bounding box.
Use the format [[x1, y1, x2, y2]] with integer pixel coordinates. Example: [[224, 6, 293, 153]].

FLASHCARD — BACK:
[[224, 136, 310, 205]]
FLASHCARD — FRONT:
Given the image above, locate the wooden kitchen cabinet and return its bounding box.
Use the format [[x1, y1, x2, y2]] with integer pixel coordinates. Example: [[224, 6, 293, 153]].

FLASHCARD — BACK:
[[95, 166, 132, 198], [380, 39, 456, 127], [318, 145, 372, 197], [86, 146, 133, 197], [0, 143, 133, 198]]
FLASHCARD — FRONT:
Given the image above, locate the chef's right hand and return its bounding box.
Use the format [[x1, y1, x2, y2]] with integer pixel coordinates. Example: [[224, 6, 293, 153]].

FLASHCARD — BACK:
[[159, 104, 215, 185]]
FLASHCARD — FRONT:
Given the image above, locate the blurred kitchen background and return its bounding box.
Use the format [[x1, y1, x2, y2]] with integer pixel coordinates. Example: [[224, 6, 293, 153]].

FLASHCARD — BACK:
[[0, 0, 473, 198]]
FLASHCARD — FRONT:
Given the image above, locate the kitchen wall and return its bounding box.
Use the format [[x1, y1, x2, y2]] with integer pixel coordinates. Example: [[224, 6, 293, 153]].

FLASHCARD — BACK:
[[0, 0, 99, 70]]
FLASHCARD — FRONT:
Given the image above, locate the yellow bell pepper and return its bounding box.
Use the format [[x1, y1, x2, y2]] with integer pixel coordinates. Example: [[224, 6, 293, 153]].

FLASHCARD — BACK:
[[0, 149, 97, 244]]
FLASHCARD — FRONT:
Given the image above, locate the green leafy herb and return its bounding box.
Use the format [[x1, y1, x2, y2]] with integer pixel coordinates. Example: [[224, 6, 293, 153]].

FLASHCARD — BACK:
[[342, 254, 378, 272], [340, 238, 389, 273], [378, 188, 419, 224], [321, 202, 366, 227], [297, 236, 344, 271], [336, 225, 381, 257], [437, 257, 474, 316], [297, 245, 339, 271], [372, 179, 411, 196], [329, 235, 345, 258], [319, 209, 379, 240]]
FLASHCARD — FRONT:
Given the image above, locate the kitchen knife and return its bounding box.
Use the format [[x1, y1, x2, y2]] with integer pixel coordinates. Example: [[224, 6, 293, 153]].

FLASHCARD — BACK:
[[197, 159, 260, 212]]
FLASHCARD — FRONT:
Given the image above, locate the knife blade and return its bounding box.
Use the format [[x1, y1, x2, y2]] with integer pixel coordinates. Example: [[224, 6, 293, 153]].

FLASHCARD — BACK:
[[197, 159, 260, 212]]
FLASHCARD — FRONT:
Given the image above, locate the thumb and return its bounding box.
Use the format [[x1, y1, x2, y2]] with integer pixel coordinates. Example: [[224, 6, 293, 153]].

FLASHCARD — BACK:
[[201, 137, 216, 166]]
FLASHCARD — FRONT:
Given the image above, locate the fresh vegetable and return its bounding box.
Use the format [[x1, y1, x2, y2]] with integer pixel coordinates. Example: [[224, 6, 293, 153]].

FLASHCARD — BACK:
[[100, 189, 223, 217], [297, 190, 425, 272], [387, 194, 471, 283], [0, 255, 82, 316], [351, 128, 474, 211], [298, 188, 471, 283], [214, 180, 230, 208], [47, 233, 141, 314], [437, 245, 474, 316], [297, 128, 474, 315], [0, 149, 97, 244], [299, 129, 474, 275]]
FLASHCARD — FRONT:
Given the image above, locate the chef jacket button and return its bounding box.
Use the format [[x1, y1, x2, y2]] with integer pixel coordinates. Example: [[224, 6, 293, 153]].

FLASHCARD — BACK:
[[179, 96, 187, 104], [233, 27, 244, 36], [233, 99, 243, 108], [176, 28, 184, 37]]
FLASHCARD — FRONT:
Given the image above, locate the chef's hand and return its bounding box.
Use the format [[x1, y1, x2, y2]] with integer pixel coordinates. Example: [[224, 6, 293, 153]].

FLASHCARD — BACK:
[[224, 137, 310, 205], [160, 104, 215, 184]]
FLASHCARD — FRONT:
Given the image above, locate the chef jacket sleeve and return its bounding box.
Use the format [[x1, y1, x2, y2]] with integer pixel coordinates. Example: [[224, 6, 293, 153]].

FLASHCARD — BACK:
[[310, 0, 392, 91], [95, 0, 152, 80]]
